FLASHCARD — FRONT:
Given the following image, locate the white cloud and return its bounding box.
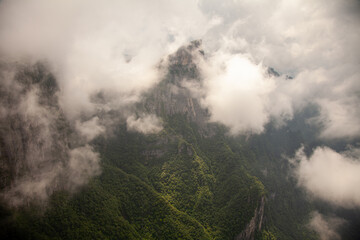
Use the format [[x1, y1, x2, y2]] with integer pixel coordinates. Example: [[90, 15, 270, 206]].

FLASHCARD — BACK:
[[200, 53, 277, 134], [126, 114, 163, 134], [197, 0, 360, 138], [292, 146, 360, 208], [316, 98, 360, 139], [75, 117, 106, 141], [1, 0, 359, 140], [67, 145, 101, 191], [0, 0, 211, 120]]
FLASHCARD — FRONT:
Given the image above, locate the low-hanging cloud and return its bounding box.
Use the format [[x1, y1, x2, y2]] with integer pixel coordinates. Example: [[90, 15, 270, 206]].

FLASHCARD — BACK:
[[0, 0, 213, 121], [67, 145, 101, 191], [126, 114, 163, 134], [197, 0, 360, 139], [0, 64, 101, 206], [199, 53, 280, 134], [291, 146, 360, 208], [75, 117, 106, 142], [309, 211, 345, 240]]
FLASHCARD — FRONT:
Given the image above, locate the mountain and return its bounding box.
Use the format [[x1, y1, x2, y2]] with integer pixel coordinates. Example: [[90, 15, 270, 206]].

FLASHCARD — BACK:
[[0, 41, 334, 240]]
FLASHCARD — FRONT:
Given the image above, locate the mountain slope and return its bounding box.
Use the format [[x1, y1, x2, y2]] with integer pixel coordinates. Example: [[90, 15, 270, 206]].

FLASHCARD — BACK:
[[0, 42, 318, 240]]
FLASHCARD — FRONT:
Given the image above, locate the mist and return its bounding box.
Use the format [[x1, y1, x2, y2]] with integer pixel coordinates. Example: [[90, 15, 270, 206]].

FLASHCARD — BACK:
[[197, 0, 360, 139], [0, 1, 359, 227], [0, 0, 211, 206], [309, 211, 345, 240]]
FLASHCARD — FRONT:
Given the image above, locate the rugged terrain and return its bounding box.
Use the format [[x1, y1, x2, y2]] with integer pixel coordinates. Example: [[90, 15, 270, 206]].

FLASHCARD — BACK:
[[0, 41, 326, 240]]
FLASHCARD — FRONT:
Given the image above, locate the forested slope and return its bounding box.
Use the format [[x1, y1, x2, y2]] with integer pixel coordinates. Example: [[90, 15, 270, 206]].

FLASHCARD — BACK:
[[0, 42, 318, 240]]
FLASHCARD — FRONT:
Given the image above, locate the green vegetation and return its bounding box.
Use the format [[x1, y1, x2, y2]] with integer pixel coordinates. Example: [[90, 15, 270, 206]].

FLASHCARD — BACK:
[[1, 113, 270, 240]]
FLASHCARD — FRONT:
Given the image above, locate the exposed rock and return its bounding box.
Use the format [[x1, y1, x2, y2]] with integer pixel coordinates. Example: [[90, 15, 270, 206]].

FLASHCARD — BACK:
[[140, 40, 218, 138], [177, 142, 194, 156], [0, 62, 101, 206], [142, 149, 165, 160], [235, 196, 266, 240]]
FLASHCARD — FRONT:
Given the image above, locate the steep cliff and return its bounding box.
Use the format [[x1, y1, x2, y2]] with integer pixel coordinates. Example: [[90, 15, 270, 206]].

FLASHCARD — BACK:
[[0, 63, 70, 193], [142, 41, 202, 117], [236, 196, 265, 240], [0, 62, 100, 207]]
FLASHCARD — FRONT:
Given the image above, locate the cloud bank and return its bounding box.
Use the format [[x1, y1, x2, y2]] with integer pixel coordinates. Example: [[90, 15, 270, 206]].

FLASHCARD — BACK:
[[3, 0, 358, 139], [1, 0, 359, 138]]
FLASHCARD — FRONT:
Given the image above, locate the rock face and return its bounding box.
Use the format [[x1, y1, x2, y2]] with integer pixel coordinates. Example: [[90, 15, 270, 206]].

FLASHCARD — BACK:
[[235, 196, 265, 240], [0, 62, 100, 206], [144, 41, 206, 118], [141, 40, 216, 137], [0, 63, 70, 190]]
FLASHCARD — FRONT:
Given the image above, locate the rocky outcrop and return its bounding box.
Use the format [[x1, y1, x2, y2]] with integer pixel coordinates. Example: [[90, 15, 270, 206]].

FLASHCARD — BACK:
[[140, 40, 218, 137], [143, 40, 205, 118], [235, 196, 265, 240], [142, 149, 165, 160]]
